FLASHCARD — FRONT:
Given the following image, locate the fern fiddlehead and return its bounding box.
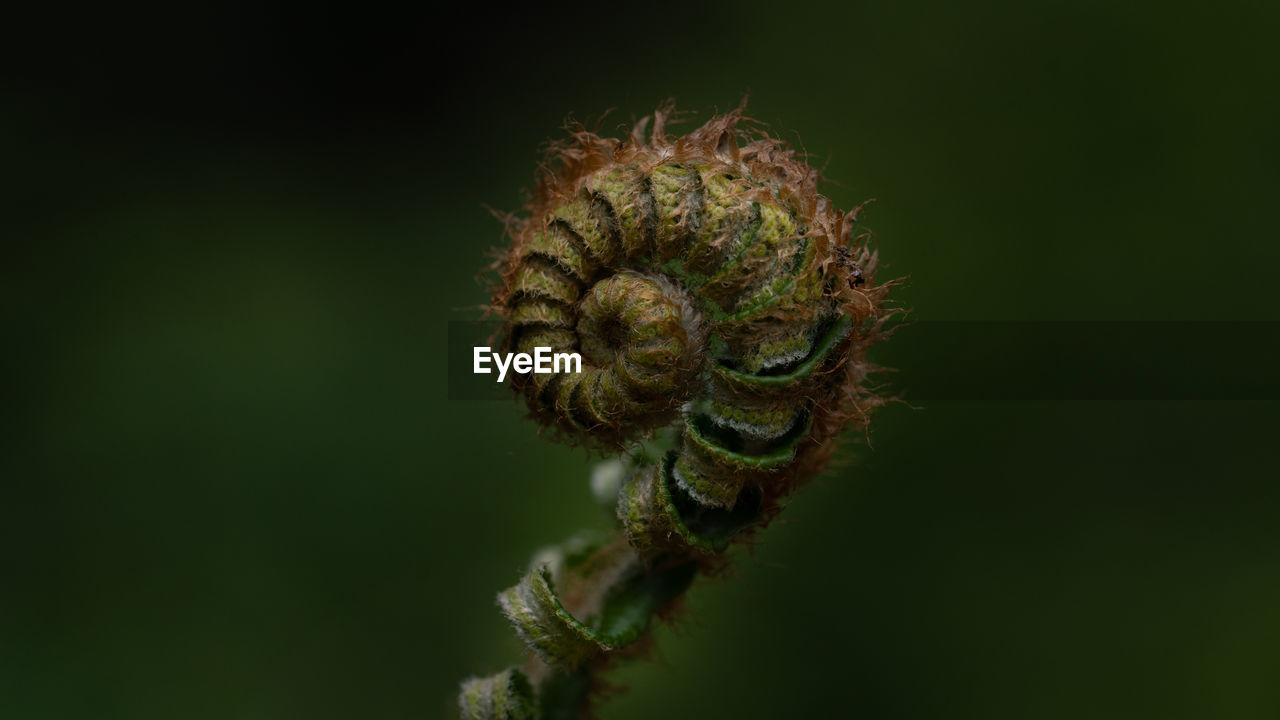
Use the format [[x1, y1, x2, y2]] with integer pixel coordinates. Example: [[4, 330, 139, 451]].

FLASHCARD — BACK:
[[459, 103, 894, 719]]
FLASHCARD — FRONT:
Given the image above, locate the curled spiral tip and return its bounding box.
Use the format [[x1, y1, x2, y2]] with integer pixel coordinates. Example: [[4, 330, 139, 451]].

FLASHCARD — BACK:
[[458, 668, 535, 720]]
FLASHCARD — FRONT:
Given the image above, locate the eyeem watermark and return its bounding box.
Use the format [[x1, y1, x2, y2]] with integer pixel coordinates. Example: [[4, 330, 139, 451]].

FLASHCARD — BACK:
[[473, 347, 583, 382]]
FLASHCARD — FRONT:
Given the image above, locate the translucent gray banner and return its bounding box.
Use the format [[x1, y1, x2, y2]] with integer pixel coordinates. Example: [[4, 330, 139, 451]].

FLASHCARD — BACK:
[[447, 321, 1280, 402]]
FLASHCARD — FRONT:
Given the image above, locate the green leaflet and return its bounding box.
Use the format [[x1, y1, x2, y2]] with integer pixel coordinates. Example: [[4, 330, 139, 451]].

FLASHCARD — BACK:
[[457, 666, 595, 720], [458, 668, 537, 720], [498, 567, 597, 669], [713, 313, 855, 387], [497, 538, 697, 669], [620, 456, 763, 560], [663, 454, 763, 553], [594, 560, 696, 648]]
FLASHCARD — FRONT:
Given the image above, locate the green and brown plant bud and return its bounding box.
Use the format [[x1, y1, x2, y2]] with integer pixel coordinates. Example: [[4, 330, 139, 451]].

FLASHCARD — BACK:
[[462, 101, 895, 719]]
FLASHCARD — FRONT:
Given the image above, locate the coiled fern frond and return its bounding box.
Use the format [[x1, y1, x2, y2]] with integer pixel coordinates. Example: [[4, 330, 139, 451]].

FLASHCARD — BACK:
[[459, 101, 895, 719]]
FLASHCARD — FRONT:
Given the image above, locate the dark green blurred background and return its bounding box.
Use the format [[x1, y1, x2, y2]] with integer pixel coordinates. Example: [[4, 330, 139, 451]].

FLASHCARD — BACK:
[[4, 2, 1278, 718]]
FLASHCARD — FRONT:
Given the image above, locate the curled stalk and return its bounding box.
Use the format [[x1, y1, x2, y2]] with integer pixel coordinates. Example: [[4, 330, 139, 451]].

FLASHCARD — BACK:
[[459, 101, 895, 719]]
